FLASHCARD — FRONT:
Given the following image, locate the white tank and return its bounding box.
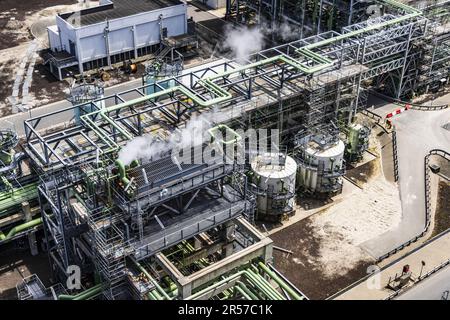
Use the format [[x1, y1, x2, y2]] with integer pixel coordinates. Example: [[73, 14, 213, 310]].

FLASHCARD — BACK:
[[250, 154, 297, 216], [297, 135, 345, 194]]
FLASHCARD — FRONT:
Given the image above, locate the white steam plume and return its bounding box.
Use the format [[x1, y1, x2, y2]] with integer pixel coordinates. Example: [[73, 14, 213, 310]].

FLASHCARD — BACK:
[[277, 21, 300, 41], [223, 25, 265, 63], [223, 21, 300, 63], [118, 109, 222, 166]]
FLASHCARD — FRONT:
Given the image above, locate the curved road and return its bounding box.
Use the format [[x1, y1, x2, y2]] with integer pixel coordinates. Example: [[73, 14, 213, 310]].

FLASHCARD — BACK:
[[362, 101, 450, 258]]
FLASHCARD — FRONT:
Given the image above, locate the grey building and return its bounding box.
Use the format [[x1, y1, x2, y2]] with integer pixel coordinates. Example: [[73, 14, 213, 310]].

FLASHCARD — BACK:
[[46, 0, 188, 80]]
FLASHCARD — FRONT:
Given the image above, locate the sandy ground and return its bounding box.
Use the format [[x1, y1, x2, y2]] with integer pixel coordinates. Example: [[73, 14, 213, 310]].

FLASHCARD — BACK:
[[310, 174, 401, 278]]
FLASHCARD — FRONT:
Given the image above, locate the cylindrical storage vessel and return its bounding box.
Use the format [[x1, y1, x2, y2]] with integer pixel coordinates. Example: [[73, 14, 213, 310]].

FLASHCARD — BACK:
[[345, 123, 370, 162], [296, 135, 345, 195], [250, 154, 297, 217]]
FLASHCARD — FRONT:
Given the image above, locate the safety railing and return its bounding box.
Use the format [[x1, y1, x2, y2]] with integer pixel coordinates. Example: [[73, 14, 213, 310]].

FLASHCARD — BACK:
[[392, 127, 399, 182], [371, 90, 449, 110], [385, 258, 450, 300]]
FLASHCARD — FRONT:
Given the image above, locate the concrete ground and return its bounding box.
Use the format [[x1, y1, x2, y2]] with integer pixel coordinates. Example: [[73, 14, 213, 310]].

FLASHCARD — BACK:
[[396, 265, 450, 300], [335, 230, 450, 300]]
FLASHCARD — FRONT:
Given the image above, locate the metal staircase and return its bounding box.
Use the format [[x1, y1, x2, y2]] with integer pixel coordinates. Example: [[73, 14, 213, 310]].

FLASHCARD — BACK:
[[88, 207, 127, 300]]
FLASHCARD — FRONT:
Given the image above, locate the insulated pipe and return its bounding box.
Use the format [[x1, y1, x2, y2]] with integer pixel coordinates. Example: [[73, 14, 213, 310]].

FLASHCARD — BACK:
[[0, 217, 42, 241], [257, 262, 303, 300], [185, 271, 245, 300], [58, 283, 103, 300], [186, 269, 283, 300], [305, 0, 422, 50], [236, 281, 258, 300], [130, 258, 171, 300], [73, 285, 103, 300], [115, 159, 130, 186]]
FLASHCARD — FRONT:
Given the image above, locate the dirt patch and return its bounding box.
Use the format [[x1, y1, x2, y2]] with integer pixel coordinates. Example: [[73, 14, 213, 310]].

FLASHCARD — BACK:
[[271, 219, 372, 300], [0, 59, 16, 117], [432, 180, 450, 237], [0, 0, 77, 50], [346, 158, 379, 187], [0, 240, 52, 300]]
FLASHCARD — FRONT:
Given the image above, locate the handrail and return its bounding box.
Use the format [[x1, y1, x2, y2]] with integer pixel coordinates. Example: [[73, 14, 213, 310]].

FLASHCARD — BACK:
[[371, 90, 449, 110]]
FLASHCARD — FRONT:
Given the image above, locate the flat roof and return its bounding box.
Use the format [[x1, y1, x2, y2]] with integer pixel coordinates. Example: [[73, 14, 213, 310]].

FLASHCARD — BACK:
[[60, 0, 184, 27]]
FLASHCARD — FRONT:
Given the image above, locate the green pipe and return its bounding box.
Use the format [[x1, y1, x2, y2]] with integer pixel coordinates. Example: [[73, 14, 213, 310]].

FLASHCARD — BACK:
[[79, 54, 329, 146], [131, 258, 171, 300], [236, 281, 258, 300], [58, 283, 103, 300], [182, 241, 210, 267], [0, 217, 42, 241], [150, 288, 163, 300], [73, 285, 103, 300], [305, 0, 421, 50], [186, 269, 283, 300], [246, 269, 283, 300], [115, 159, 130, 186], [235, 285, 252, 300], [0, 182, 38, 214], [77, 0, 421, 154], [247, 265, 283, 300], [185, 271, 244, 300], [258, 262, 303, 300]]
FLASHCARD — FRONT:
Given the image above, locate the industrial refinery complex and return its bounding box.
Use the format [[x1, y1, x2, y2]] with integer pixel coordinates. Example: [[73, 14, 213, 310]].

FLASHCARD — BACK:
[[0, 0, 449, 302]]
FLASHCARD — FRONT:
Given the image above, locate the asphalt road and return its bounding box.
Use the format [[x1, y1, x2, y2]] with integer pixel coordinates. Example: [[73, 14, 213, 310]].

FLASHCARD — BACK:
[[397, 265, 450, 300], [362, 103, 450, 258]]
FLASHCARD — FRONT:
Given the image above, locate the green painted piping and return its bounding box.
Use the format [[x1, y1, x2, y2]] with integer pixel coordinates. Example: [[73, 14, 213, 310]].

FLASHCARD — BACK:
[[0, 182, 38, 215], [115, 159, 130, 186], [131, 258, 171, 300], [207, 124, 243, 145], [305, 0, 422, 50], [236, 281, 258, 300], [235, 285, 252, 300], [246, 268, 284, 300], [58, 283, 103, 300], [257, 262, 303, 300], [0, 217, 42, 241]]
